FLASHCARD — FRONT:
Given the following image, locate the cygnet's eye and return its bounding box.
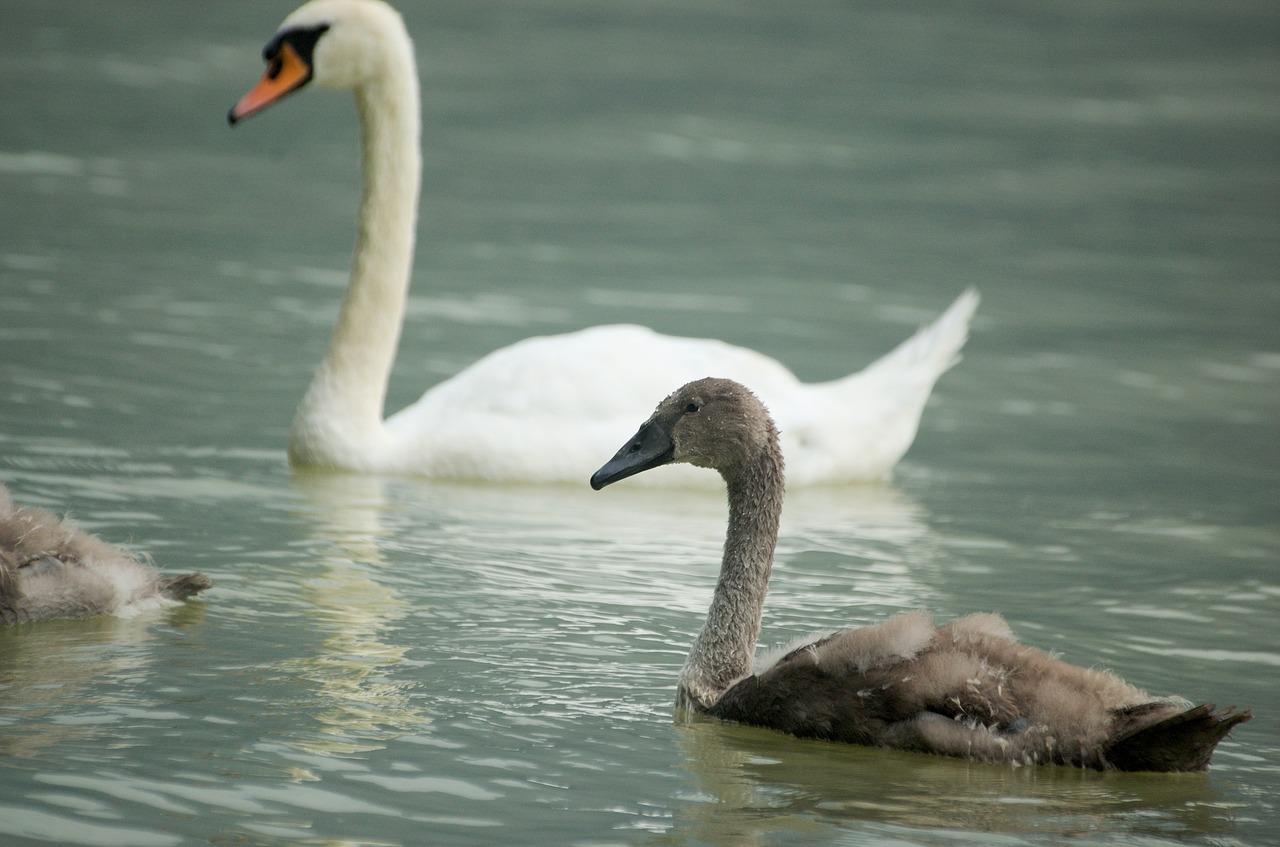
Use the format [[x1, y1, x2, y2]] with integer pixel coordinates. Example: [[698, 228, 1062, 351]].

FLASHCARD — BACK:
[[685, 402, 700, 414]]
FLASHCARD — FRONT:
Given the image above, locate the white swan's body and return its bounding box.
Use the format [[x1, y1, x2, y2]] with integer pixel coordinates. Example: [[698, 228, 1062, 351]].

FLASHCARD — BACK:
[[231, 0, 979, 485]]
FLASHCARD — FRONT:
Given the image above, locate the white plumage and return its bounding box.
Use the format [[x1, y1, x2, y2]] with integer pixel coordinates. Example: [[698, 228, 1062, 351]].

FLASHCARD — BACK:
[[231, 0, 978, 485]]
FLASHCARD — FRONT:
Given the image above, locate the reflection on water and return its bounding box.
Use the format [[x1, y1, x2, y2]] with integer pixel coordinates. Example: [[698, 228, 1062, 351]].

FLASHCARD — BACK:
[[673, 718, 1244, 846], [1, 443, 1272, 844], [284, 473, 427, 758], [0, 606, 206, 759]]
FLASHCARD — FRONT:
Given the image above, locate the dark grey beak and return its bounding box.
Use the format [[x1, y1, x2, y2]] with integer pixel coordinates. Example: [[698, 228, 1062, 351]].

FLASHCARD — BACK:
[[590, 420, 674, 490]]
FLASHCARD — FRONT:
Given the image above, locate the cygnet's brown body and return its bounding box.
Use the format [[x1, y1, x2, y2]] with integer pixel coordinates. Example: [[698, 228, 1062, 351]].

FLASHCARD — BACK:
[[1, 483, 211, 624], [591, 377, 1249, 771]]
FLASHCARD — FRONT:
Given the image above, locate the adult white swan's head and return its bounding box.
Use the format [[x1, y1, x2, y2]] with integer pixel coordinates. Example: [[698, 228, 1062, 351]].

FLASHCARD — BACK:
[[229, 0, 414, 123]]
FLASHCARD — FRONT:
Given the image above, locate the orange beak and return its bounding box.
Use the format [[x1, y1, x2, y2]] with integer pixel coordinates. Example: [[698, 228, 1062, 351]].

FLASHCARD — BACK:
[[228, 41, 313, 125]]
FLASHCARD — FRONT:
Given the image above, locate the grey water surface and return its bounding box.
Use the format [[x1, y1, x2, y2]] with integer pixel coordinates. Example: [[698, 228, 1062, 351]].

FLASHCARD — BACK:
[[1, 1, 1277, 845]]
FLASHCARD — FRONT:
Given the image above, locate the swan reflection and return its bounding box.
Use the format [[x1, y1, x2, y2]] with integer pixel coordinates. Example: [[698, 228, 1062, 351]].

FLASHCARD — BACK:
[[285, 472, 426, 757], [0, 604, 205, 757], [672, 719, 1239, 845]]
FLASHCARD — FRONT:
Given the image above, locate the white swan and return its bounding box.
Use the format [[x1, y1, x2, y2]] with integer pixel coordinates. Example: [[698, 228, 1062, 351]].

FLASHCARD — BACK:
[[591, 378, 1251, 770], [1, 483, 211, 624], [229, 0, 979, 485]]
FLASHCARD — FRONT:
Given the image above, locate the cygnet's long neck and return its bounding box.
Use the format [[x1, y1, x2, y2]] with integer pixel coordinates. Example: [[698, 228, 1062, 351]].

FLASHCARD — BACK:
[[678, 445, 785, 710], [289, 50, 422, 468]]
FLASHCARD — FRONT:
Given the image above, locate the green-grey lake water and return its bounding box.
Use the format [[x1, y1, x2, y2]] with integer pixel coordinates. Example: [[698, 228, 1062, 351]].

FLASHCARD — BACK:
[[1, 1, 1277, 845]]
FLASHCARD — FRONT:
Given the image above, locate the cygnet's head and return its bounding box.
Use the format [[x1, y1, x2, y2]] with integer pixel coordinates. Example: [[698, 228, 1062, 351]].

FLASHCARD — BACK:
[[591, 377, 778, 489]]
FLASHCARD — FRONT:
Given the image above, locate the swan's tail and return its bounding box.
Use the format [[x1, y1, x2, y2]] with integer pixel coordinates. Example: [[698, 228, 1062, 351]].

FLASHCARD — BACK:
[[159, 572, 213, 601], [852, 287, 980, 385], [784, 288, 979, 483], [1105, 703, 1251, 772]]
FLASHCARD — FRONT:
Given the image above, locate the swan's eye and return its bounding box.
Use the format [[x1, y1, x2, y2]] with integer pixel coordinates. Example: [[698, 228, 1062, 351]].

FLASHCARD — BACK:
[[685, 402, 700, 413]]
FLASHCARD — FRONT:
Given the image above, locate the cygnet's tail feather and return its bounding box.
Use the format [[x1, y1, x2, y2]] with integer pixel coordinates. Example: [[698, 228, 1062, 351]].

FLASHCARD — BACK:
[[1106, 703, 1251, 772], [160, 572, 213, 600], [852, 287, 980, 385]]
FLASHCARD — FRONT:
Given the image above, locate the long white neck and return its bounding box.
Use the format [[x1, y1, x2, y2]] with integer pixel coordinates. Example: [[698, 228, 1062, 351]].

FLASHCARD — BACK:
[[289, 49, 421, 468], [678, 448, 784, 710]]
